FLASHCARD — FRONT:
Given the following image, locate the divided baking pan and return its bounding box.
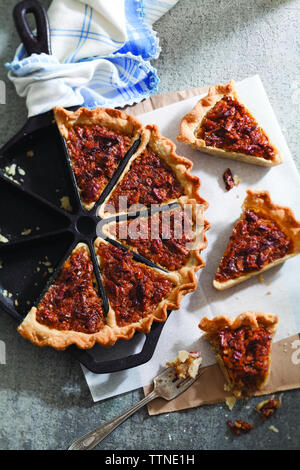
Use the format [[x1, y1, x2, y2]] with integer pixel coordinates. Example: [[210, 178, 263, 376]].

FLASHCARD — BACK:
[[0, 0, 173, 374]]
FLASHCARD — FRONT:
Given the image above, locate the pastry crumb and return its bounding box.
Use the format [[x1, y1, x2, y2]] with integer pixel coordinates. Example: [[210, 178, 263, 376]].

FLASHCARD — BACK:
[[166, 349, 202, 379], [21, 228, 32, 236], [26, 150, 34, 157], [18, 167, 25, 176], [0, 234, 9, 243], [60, 196, 73, 212], [233, 174, 241, 186], [258, 273, 265, 284], [225, 396, 236, 410], [4, 163, 16, 176]]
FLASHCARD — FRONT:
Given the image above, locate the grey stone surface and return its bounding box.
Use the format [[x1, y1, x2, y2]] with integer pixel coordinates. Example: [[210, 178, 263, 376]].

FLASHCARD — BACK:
[[0, 0, 299, 450]]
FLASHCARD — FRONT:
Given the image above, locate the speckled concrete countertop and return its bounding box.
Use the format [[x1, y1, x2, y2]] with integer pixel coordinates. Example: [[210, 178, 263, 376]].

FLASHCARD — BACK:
[[0, 0, 299, 450]]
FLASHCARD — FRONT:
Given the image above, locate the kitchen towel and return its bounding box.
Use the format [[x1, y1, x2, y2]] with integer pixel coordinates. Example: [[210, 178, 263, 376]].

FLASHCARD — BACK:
[[6, 0, 178, 116]]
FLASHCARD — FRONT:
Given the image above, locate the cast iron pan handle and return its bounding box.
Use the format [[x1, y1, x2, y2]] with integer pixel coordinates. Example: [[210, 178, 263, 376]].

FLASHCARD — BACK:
[[13, 0, 51, 55]]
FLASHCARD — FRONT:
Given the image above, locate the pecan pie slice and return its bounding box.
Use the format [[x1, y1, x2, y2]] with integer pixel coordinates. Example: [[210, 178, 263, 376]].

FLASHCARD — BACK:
[[17, 243, 115, 350], [199, 311, 278, 397], [177, 81, 283, 167], [213, 190, 300, 290], [102, 202, 209, 276], [99, 125, 206, 218], [54, 106, 143, 210], [94, 239, 197, 338]]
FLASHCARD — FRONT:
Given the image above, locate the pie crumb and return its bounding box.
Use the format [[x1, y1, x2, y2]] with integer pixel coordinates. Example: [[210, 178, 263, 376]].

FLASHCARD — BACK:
[[256, 395, 282, 421], [0, 234, 9, 243], [258, 273, 265, 284], [166, 349, 202, 379], [268, 425, 279, 433], [26, 150, 34, 157], [60, 196, 73, 212], [227, 419, 254, 435], [233, 174, 241, 186], [225, 396, 236, 411], [21, 228, 32, 236]]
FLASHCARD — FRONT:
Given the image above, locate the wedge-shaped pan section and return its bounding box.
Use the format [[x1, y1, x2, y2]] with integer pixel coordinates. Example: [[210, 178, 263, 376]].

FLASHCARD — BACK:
[[102, 200, 209, 282], [98, 124, 208, 219], [94, 238, 199, 343], [17, 243, 114, 350], [54, 106, 144, 211]]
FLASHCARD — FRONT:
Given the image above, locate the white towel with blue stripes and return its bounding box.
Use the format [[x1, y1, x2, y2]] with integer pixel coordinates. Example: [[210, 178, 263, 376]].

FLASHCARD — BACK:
[[6, 0, 178, 116]]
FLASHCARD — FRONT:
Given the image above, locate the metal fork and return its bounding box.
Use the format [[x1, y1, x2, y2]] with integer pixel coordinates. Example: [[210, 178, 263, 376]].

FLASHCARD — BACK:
[[68, 367, 206, 450]]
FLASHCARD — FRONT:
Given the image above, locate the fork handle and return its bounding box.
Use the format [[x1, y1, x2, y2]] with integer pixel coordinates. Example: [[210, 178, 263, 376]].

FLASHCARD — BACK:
[[68, 389, 158, 450]]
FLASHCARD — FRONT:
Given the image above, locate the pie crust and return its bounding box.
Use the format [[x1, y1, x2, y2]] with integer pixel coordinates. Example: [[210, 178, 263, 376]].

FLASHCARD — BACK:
[[199, 311, 278, 397], [177, 80, 283, 167], [54, 106, 143, 210], [213, 190, 300, 290], [98, 124, 208, 218]]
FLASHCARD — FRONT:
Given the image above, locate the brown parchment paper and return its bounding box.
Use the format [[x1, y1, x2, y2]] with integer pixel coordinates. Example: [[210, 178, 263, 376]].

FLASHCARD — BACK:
[[122, 87, 300, 416]]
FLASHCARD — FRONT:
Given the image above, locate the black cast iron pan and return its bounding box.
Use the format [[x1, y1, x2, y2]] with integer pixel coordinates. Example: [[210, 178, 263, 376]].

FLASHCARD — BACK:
[[0, 0, 172, 374]]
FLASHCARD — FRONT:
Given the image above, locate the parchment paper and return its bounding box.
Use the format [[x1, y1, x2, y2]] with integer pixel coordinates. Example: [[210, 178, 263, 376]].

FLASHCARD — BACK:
[[82, 76, 300, 410]]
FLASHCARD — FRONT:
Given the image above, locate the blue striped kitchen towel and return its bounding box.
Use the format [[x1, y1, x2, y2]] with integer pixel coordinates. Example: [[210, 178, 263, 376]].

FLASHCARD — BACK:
[[6, 0, 178, 116]]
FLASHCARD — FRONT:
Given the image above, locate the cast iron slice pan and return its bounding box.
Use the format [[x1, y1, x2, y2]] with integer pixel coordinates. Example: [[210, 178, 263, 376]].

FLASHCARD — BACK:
[[0, 0, 172, 374]]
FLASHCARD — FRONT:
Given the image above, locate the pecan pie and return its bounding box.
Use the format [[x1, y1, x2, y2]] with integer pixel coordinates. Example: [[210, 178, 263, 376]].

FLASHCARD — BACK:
[[54, 106, 143, 210], [199, 311, 278, 397], [99, 124, 207, 218], [177, 81, 283, 167], [17, 107, 208, 349], [213, 190, 300, 290], [18, 244, 112, 349], [94, 239, 197, 339], [102, 202, 209, 274]]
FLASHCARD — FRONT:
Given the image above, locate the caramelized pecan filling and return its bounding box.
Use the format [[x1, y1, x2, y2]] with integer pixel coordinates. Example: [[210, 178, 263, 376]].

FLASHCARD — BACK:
[[197, 96, 275, 160], [216, 325, 272, 391], [227, 419, 254, 435], [109, 209, 194, 271], [36, 247, 104, 334], [97, 244, 173, 327], [215, 210, 292, 283], [256, 397, 281, 420], [66, 125, 132, 205], [107, 147, 184, 212]]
